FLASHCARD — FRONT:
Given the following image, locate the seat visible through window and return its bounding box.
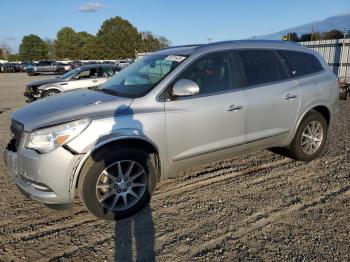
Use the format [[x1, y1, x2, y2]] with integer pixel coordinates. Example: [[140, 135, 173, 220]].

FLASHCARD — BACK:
[[180, 52, 232, 95]]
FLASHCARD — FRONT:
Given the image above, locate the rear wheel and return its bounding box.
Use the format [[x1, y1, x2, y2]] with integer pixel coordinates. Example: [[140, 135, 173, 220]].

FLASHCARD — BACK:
[[78, 146, 157, 220], [287, 110, 328, 161]]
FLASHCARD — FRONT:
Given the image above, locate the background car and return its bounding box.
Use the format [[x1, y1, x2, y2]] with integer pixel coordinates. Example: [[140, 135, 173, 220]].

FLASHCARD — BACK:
[[2, 62, 20, 72], [115, 59, 131, 69], [19, 61, 32, 72], [26, 60, 71, 76], [24, 64, 120, 102]]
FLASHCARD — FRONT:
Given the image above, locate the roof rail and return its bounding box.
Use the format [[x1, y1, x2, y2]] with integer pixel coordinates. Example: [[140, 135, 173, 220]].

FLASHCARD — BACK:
[[159, 44, 203, 51], [202, 39, 301, 47]]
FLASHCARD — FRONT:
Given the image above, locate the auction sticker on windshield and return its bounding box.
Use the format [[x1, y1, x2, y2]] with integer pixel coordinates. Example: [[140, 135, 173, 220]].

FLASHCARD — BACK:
[[165, 55, 186, 62]]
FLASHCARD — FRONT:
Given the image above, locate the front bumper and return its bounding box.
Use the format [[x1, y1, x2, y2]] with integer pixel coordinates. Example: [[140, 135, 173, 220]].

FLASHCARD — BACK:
[[4, 141, 83, 205], [24, 87, 41, 102]]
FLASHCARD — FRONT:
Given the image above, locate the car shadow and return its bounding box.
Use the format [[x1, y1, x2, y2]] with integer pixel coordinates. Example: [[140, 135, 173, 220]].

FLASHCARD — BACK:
[[89, 104, 156, 261], [114, 204, 155, 261]]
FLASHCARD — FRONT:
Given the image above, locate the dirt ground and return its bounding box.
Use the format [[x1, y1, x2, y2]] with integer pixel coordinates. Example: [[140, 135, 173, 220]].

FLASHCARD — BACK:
[[0, 73, 349, 262]]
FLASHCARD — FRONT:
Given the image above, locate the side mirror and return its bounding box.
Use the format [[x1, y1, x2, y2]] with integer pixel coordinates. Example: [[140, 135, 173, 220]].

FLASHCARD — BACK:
[[171, 79, 200, 97]]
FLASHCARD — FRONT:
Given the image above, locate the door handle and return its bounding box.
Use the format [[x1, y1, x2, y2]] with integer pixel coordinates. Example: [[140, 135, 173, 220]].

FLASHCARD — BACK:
[[228, 105, 243, 111], [92, 80, 98, 83], [284, 94, 298, 100]]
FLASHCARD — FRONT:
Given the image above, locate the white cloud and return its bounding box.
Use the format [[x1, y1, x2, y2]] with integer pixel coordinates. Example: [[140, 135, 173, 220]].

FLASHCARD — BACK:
[[78, 2, 104, 12]]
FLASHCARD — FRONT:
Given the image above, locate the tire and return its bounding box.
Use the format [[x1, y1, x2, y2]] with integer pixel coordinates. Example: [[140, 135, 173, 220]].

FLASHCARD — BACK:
[[58, 68, 65, 75], [78, 146, 157, 220], [43, 89, 60, 97], [287, 110, 328, 161]]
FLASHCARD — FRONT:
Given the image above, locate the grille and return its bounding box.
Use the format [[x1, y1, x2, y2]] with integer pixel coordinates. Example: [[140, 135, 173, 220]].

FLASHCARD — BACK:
[[10, 119, 24, 149]]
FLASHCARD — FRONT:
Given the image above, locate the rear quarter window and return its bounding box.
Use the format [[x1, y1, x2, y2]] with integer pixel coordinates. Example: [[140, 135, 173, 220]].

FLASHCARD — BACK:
[[278, 50, 323, 78]]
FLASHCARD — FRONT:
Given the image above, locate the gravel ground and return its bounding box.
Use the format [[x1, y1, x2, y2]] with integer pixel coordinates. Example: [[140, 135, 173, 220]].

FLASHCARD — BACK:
[[0, 73, 349, 261]]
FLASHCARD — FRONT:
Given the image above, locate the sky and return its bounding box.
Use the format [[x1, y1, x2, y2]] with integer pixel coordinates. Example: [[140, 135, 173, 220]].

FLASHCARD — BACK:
[[1, 0, 350, 52]]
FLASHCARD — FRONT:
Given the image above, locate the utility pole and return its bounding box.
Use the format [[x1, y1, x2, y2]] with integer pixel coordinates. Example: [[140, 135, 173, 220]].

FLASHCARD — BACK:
[[340, 28, 348, 80]]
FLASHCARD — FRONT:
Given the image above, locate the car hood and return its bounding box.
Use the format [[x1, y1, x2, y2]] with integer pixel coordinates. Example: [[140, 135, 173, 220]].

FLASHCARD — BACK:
[[27, 77, 65, 87], [12, 89, 133, 132]]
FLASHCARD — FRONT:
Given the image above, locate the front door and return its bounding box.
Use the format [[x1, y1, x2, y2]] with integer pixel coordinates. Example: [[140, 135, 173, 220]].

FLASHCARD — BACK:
[[164, 51, 246, 170]]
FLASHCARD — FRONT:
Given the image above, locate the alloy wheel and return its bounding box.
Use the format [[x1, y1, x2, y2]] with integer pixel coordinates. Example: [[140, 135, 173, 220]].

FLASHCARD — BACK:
[[96, 160, 148, 212], [300, 120, 324, 155]]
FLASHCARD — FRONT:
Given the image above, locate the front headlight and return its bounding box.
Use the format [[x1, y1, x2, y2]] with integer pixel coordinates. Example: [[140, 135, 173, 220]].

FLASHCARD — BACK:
[[26, 119, 91, 153]]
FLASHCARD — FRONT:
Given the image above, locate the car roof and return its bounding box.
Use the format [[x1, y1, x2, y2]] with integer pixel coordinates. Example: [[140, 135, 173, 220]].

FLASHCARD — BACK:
[[79, 64, 117, 69], [152, 40, 305, 56]]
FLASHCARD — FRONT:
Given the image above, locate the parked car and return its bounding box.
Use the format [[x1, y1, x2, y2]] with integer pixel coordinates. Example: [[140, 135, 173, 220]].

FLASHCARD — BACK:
[[26, 60, 71, 76], [19, 61, 33, 72], [4, 40, 339, 220], [2, 62, 20, 72], [0, 63, 2, 73], [24, 64, 120, 102], [70, 61, 82, 69], [339, 78, 349, 100], [116, 59, 130, 69]]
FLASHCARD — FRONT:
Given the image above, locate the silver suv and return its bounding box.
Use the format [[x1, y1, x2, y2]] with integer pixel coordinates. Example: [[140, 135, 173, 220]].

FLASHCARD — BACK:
[[4, 41, 339, 220]]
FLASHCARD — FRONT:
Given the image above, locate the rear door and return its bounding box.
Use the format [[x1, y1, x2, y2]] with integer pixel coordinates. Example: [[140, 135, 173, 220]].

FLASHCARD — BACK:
[[164, 51, 247, 170], [237, 49, 301, 146]]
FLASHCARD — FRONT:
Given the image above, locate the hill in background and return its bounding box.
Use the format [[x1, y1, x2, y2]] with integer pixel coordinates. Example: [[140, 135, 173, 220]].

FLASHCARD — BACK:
[[251, 13, 350, 40]]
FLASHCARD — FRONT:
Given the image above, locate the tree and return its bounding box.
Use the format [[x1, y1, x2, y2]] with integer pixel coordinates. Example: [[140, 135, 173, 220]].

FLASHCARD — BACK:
[[96, 16, 143, 59], [0, 42, 11, 60], [19, 34, 48, 60], [158, 36, 171, 48], [8, 53, 21, 61], [311, 32, 322, 41], [282, 32, 299, 42], [77, 32, 97, 59], [45, 38, 56, 60], [140, 31, 170, 52], [299, 33, 313, 42], [55, 27, 81, 59], [323, 29, 344, 40]]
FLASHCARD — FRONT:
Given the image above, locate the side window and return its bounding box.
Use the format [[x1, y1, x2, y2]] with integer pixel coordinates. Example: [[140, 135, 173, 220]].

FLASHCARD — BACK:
[[238, 50, 288, 87], [39, 61, 50, 66], [178, 52, 233, 95], [78, 68, 98, 79], [278, 50, 323, 77], [99, 67, 116, 77]]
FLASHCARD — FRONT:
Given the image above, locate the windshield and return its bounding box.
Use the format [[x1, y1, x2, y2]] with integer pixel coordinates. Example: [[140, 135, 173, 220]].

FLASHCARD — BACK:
[[60, 67, 80, 79], [98, 54, 187, 98]]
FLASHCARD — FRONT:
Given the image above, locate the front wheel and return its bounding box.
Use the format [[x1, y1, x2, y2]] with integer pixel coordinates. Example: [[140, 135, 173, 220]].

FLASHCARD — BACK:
[[58, 68, 65, 75], [43, 89, 60, 97], [288, 110, 328, 161], [78, 146, 157, 220]]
